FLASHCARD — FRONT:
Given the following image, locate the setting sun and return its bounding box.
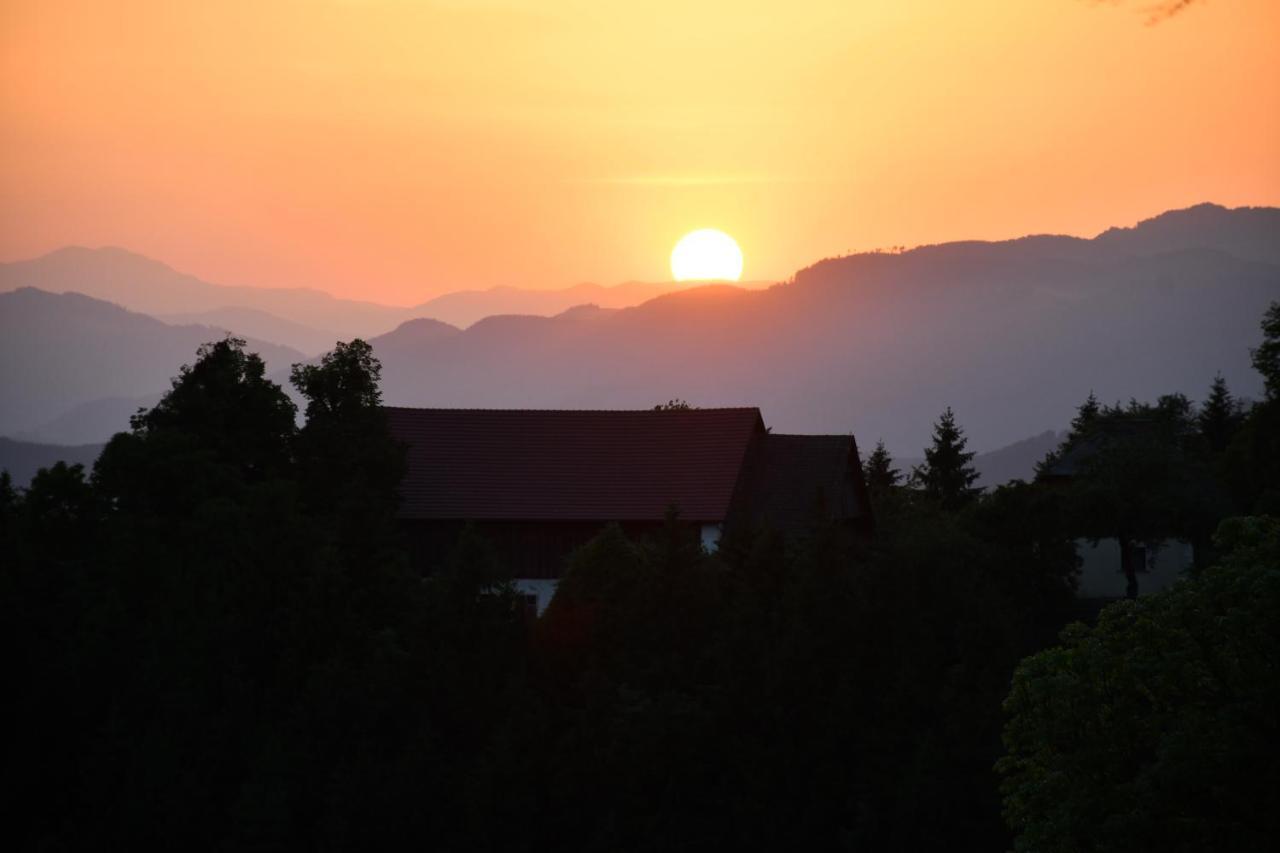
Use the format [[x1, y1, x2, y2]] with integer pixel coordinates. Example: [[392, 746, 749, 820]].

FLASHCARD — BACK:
[[670, 229, 744, 282]]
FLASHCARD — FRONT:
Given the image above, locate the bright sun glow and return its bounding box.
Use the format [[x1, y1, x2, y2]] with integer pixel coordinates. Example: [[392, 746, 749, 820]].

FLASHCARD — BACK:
[[670, 229, 744, 282]]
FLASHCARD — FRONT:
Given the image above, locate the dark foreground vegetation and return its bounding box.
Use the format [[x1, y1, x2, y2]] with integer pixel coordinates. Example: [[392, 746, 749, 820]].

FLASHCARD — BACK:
[[4, 304, 1280, 851]]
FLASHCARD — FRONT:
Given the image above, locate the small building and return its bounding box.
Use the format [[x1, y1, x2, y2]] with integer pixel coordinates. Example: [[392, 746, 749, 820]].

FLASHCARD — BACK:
[[387, 407, 873, 613]]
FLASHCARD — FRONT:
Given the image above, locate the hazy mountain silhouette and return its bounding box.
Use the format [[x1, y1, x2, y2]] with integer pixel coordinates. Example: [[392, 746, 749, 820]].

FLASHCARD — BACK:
[[157, 306, 344, 356], [15, 394, 164, 446], [0, 246, 769, 342], [0, 289, 304, 437], [0, 437, 104, 486], [411, 280, 772, 328], [0, 247, 409, 339], [358, 204, 1279, 452], [4, 204, 1277, 450]]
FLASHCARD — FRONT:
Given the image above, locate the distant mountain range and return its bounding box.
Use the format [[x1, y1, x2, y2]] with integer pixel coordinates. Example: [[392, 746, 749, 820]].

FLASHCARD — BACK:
[[411, 281, 747, 331], [0, 437, 105, 488], [0, 247, 409, 343], [0, 246, 757, 353], [2, 203, 1277, 453], [355, 204, 1279, 453], [0, 288, 304, 437]]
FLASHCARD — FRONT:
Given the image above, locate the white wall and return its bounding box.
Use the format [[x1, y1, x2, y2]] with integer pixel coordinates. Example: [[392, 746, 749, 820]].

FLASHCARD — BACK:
[[1075, 538, 1193, 598], [513, 578, 559, 616], [701, 523, 723, 553]]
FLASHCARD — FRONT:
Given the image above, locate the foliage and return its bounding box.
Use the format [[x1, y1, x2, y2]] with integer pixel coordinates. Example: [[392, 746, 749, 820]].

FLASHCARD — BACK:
[[1198, 373, 1244, 453], [291, 339, 406, 561], [1251, 300, 1280, 400], [999, 516, 1280, 853], [863, 439, 901, 493], [913, 406, 979, 510], [7, 300, 1280, 851]]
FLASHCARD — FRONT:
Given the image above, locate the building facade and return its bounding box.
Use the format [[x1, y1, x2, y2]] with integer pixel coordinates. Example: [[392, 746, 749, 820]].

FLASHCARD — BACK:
[[387, 406, 873, 613]]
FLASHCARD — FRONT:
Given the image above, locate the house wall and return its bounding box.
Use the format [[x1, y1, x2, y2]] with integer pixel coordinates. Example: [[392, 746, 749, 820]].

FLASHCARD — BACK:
[[513, 578, 559, 616], [700, 523, 723, 553], [1075, 538, 1193, 598]]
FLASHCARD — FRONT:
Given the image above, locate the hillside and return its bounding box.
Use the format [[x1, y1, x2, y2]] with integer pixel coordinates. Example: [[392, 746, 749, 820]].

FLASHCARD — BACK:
[[4, 205, 1277, 450], [360, 204, 1280, 453], [0, 437, 105, 487], [410, 280, 773, 328], [0, 289, 304, 437], [1, 246, 767, 342], [157, 306, 344, 356], [0, 247, 409, 340]]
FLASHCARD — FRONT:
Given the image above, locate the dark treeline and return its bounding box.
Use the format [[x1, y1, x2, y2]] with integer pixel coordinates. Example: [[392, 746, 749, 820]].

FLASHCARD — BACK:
[[4, 304, 1280, 851]]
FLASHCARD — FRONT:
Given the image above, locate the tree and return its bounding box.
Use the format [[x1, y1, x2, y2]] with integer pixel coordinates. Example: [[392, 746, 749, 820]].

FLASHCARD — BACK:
[[1070, 390, 1101, 436], [1198, 373, 1244, 453], [1037, 392, 1104, 476], [127, 336, 296, 481], [93, 337, 298, 516], [653, 399, 693, 410], [864, 440, 901, 493], [290, 340, 405, 559], [998, 516, 1280, 853], [1251, 300, 1280, 400], [1222, 302, 1280, 515], [914, 407, 979, 510]]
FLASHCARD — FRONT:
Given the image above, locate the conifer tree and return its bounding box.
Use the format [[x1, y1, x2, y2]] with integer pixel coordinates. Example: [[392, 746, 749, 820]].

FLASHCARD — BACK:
[[864, 440, 901, 492], [914, 407, 979, 510], [1198, 373, 1243, 453], [1069, 391, 1101, 438]]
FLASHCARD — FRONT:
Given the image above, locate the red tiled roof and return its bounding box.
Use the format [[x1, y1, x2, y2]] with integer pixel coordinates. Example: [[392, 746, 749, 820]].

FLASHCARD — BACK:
[[386, 407, 765, 521]]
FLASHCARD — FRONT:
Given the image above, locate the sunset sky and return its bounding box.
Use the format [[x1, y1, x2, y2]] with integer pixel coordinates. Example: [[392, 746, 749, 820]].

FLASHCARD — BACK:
[[3, 0, 1278, 305]]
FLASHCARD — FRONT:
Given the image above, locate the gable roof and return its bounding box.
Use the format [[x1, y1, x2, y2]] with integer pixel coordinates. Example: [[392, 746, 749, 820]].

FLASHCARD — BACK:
[[730, 434, 871, 533], [387, 407, 765, 521]]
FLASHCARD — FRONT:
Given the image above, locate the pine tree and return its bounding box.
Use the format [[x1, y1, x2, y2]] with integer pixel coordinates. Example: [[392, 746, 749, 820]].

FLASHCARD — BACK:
[[1198, 373, 1243, 453], [864, 440, 901, 492], [914, 407, 979, 510], [1069, 391, 1101, 438]]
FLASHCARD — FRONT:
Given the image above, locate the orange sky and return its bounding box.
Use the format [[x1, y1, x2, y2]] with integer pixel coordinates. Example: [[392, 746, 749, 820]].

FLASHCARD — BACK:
[[2, 0, 1278, 305]]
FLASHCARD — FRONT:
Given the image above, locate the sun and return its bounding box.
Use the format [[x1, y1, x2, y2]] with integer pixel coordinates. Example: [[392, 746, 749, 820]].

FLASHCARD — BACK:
[[670, 229, 744, 282]]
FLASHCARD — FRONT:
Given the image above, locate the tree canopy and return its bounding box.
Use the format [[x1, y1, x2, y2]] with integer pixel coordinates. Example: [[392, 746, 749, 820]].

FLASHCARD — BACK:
[[999, 516, 1280, 853]]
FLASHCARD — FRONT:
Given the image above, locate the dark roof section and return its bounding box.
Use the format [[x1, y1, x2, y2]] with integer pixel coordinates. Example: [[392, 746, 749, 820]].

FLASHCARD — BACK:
[[387, 407, 765, 521], [730, 433, 871, 534]]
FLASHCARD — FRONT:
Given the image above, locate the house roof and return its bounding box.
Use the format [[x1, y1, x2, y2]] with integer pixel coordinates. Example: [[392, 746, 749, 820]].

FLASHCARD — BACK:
[[730, 434, 870, 532], [386, 407, 765, 521]]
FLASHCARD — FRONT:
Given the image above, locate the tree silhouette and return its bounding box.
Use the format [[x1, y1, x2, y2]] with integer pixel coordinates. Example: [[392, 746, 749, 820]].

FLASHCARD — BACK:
[[864, 439, 901, 492], [1198, 373, 1243, 453], [914, 407, 979, 509], [1251, 300, 1280, 400], [290, 339, 405, 559], [999, 517, 1280, 852]]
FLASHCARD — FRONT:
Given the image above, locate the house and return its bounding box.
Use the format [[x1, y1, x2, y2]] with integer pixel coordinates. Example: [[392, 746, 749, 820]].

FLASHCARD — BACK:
[[387, 407, 873, 613]]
